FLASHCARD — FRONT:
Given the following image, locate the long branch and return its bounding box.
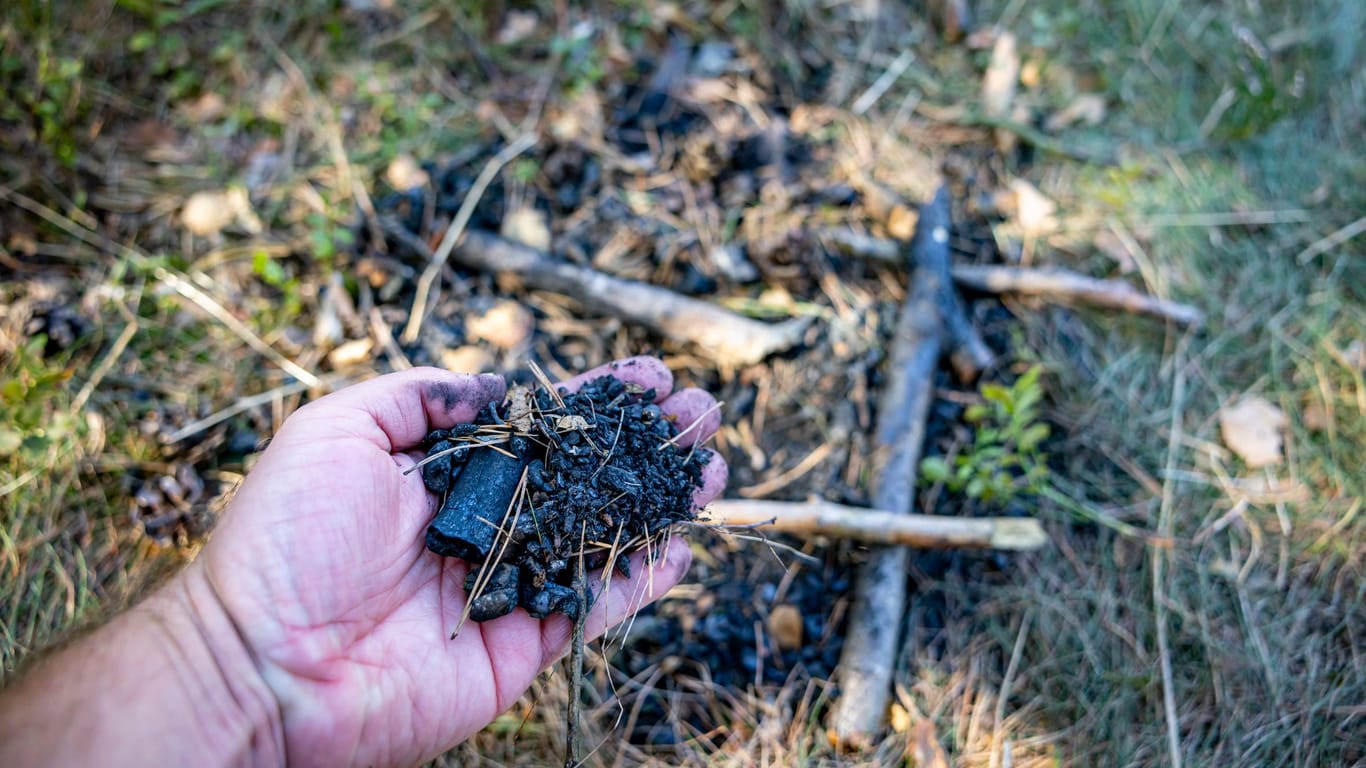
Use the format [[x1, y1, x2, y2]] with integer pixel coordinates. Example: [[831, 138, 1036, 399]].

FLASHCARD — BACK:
[[446, 230, 809, 366], [829, 186, 952, 747]]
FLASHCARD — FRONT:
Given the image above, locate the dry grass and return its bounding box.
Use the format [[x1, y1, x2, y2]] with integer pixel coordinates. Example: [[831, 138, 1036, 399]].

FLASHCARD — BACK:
[[2, 0, 1363, 765]]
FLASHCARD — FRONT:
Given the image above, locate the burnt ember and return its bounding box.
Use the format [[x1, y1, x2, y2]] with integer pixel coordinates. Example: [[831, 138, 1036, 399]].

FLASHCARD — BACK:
[[419, 374, 710, 623]]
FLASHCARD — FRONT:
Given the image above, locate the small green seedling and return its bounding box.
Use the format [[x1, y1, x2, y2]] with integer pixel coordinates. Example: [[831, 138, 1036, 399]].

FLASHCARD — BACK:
[[920, 365, 1051, 505]]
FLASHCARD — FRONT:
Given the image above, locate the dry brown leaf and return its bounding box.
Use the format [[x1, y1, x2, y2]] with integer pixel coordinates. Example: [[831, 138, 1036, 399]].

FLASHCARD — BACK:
[[328, 338, 374, 368], [1045, 93, 1108, 132], [1219, 395, 1288, 468], [1009, 178, 1058, 236], [466, 300, 534, 350], [911, 719, 951, 768], [981, 32, 1020, 119], [767, 604, 803, 651], [384, 155, 429, 191]]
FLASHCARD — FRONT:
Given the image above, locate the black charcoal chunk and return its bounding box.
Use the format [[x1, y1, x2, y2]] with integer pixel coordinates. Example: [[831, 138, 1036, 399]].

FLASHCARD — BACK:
[[520, 582, 585, 621], [425, 441, 527, 562], [464, 563, 521, 622]]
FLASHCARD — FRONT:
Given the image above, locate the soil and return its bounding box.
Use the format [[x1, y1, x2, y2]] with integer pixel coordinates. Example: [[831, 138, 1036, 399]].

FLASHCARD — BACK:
[[419, 374, 710, 622]]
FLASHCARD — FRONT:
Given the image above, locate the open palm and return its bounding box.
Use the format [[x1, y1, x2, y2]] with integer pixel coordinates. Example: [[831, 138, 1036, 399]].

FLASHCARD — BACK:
[[191, 358, 726, 767]]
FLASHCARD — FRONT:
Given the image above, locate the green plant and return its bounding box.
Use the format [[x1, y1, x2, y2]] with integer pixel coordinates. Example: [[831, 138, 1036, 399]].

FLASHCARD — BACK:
[[0, 336, 79, 460], [920, 365, 1051, 505]]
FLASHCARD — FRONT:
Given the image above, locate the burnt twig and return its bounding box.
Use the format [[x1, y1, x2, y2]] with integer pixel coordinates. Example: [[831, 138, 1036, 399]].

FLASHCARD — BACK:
[[829, 186, 953, 747], [841, 181, 996, 382]]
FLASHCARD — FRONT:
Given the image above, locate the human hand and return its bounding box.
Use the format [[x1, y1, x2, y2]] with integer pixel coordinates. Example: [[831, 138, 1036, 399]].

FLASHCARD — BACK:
[[189, 357, 726, 766]]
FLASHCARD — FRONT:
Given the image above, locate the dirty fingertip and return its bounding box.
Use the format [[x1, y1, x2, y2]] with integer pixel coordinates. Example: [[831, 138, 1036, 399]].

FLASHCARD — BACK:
[[558, 356, 673, 400], [692, 451, 728, 508], [660, 388, 722, 446], [423, 371, 506, 425]]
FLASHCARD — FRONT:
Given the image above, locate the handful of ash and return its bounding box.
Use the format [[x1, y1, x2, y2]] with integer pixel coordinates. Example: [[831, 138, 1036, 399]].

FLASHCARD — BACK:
[[416, 373, 709, 628]]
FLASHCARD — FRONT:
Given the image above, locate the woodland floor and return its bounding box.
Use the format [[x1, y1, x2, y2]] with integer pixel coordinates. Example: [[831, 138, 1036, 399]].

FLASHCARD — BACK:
[[2, 2, 1364, 766]]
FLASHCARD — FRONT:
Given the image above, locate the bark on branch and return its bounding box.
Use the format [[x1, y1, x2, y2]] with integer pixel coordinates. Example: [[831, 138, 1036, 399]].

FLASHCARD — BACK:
[[706, 499, 1047, 550], [819, 228, 1204, 326], [446, 229, 809, 367], [829, 186, 953, 747], [948, 263, 1205, 327]]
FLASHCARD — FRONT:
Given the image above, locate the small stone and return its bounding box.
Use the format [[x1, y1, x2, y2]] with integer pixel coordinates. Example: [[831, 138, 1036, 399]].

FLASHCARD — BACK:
[[466, 300, 534, 350]]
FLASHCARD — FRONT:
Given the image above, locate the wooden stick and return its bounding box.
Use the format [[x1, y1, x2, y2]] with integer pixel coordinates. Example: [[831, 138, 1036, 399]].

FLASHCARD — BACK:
[[840, 182, 995, 382], [829, 186, 951, 747], [705, 499, 1047, 550], [820, 228, 1204, 327], [445, 229, 809, 366], [949, 263, 1205, 327]]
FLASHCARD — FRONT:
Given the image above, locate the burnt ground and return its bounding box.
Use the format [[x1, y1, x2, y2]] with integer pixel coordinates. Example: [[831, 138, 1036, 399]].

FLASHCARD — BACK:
[[357, 63, 1044, 741], [346, 47, 1058, 745]]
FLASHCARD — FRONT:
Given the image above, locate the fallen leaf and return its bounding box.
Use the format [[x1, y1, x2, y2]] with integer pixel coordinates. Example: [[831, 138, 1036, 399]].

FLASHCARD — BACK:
[[385, 154, 429, 191], [466, 300, 534, 350], [328, 338, 375, 368], [767, 603, 803, 651], [1045, 93, 1108, 132], [911, 719, 950, 768], [1219, 395, 1288, 468], [981, 32, 1020, 119], [1009, 178, 1058, 236]]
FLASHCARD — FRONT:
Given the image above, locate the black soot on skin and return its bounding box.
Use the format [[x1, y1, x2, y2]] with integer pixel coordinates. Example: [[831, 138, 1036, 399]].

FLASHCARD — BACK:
[[421, 375, 709, 622], [423, 373, 506, 416]]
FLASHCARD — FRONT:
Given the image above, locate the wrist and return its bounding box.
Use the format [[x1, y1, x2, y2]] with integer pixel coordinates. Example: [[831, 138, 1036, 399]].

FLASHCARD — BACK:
[[164, 562, 287, 766], [0, 564, 286, 767]]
